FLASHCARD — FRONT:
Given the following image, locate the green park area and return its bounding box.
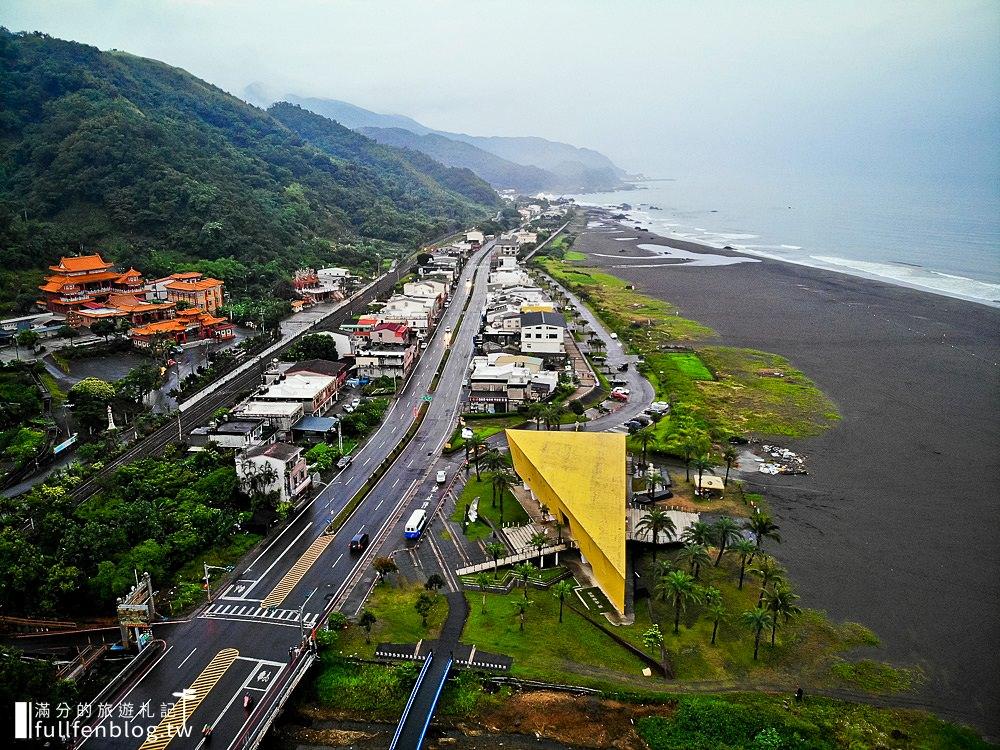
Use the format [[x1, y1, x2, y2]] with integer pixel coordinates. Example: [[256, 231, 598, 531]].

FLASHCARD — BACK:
[[449, 471, 529, 541], [536, 256, 839, 449], [444, 414, 525, 454]]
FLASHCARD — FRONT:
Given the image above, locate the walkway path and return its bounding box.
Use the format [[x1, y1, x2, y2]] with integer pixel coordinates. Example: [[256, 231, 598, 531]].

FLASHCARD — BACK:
[[391, 592, 469, 749]]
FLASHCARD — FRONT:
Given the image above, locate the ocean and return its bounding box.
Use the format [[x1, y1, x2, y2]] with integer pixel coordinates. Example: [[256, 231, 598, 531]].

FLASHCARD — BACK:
[[571, 171, 1000, 307]]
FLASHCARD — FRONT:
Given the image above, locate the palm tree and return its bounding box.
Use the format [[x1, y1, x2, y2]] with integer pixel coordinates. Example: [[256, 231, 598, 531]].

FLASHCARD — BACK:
[[512, 597, 533, 632], [635, 508, 676, 559], [749, 555, 786, 605], [693, 454, 717, 496], [475, 572, 492, 613], [465, 434, 485, 479], [633, 426, 655, 467], [706, 600, 727, 645], [529, 531, 550, 567], [358, 610, 377, 644], [712, 516, 742, 566], [481, 451, 507, 503], [655, 569, 703, 634], [681, 521, 715, 548], [650, 558, 675, 581], [722, 445, 739, 486], [485, 541, 506, 579], [490, 470, 515, 523], [679, 430, 709, 482], [513, 561, 536, 598], [762, 583, 801, 646], [551, 579, 575, 623], [676, 543, 711, 579], [741, 606, 774, 660], [526, 402, 546, 430], [731, 538, 757, 589], [547, 403, 568, 431], [745, 510, 782, 552]]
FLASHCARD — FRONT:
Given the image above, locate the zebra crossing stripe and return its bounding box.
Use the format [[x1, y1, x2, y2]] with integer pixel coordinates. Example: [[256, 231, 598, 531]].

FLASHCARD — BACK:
[[261, 533, 334, 608], [138, 648, 239, 750]]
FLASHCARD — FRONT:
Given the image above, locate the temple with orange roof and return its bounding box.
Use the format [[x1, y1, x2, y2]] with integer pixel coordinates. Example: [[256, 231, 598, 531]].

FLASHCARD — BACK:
[[39, 254, 147, 314], [130, 308, 234, 348]]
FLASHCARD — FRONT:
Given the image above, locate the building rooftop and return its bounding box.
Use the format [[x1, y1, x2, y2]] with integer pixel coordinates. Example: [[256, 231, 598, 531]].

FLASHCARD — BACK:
[[165, 277, 224, 291], [506, 429, 626, 583], [48, 254, 114, 273], [247, 442, 301, 460], [520, 311, 567, 328], [237, 401, 304, 417], [287, 359, 347, 379], [292, 415, 340, 433], [260, 374, 335, 399]]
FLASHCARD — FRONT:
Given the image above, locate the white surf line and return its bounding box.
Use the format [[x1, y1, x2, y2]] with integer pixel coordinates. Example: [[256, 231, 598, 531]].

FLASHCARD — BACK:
[[241, 522, 313, 595], [177, 647, 198, 669]]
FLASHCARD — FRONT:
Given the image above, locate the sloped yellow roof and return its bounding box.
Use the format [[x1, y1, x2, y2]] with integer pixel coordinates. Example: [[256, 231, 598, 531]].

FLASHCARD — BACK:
[[505, 429, 626, 577]]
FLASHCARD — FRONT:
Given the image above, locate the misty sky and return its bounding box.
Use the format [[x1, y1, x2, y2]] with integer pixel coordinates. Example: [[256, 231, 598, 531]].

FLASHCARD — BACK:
[[4, 0, 998, 181]]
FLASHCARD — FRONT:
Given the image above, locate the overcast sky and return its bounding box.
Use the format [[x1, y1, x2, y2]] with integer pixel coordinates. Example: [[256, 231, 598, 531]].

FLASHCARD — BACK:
[[5, 0, 998, 180]]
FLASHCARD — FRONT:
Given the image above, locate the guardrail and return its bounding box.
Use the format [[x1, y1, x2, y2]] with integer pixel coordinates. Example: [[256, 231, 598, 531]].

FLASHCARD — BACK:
[[388, 650, 435, 750], [237, 649, 317, 750]]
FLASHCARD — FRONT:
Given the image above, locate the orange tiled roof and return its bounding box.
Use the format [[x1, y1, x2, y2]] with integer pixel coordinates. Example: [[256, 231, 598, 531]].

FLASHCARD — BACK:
[[48, 254, 113, 273], [131, 319, 188, 336], [115, 268, 144, 284], [105, 293, 172, 312], [169, 271, 203, 280], [165, 277, 223, 292]]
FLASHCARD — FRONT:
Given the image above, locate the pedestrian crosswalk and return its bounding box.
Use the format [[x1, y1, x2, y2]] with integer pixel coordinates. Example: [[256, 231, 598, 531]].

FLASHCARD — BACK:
[[201, 603, 320, 628]]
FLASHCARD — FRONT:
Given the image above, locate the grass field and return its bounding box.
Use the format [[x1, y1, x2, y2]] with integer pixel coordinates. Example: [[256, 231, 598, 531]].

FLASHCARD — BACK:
[[564, 250, 587, 261], [444, 414, 525, 453], [450, 473, 529, 540], [535, 256, 839, 441]]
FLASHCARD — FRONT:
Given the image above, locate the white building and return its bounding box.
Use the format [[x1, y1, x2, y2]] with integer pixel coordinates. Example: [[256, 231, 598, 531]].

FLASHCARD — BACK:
[[520, 310, 566, 355], [255, 373, 337, 416], [379, 295, 437, 336], [232, 401, 305, 439], [237, 442, 311, 505], [189, 418, 269, 451]]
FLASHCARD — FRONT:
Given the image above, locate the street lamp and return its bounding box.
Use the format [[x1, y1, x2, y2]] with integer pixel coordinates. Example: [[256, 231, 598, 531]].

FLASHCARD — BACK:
[[173, 689, 196, 729], [202, 563, 233, 602]]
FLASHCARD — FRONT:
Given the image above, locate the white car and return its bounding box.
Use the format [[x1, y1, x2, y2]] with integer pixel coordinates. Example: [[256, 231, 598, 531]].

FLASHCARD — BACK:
[[612, 387, 631, 396], [436, 470, 447, 483], [350, 398, 361, 408], [342, 404, 355, 413], [445, 326, 452, 333], [609, 332, 619, 340]]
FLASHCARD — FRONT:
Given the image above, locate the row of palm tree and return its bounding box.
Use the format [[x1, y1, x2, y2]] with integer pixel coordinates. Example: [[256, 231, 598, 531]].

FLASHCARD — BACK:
[[525, 402, 570, 430]]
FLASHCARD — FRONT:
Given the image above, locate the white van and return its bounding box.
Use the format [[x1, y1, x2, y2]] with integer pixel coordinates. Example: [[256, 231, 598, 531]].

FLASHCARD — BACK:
[[404, 509, 428, 539]]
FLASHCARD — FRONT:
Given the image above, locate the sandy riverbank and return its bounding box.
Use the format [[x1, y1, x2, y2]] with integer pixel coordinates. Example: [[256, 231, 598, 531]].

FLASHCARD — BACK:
[[573, 209, 1000, 736]]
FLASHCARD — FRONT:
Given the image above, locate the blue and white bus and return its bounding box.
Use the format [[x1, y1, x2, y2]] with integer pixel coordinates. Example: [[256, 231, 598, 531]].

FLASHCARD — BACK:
[[404, 508, 428, 539]]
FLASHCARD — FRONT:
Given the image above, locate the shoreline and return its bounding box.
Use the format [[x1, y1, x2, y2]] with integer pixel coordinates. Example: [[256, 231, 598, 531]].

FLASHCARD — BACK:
[[568, 208, 1000, 737], [575, 200, 1000, 309]]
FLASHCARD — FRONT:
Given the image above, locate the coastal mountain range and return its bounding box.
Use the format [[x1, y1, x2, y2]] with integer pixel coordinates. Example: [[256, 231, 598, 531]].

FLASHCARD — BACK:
[[0, 30, 500, 299], [247, 89, 628, 194]]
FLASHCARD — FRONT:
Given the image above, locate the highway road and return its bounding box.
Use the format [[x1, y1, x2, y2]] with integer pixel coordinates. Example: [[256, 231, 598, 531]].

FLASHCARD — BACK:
[[75, 241, 496, 750]]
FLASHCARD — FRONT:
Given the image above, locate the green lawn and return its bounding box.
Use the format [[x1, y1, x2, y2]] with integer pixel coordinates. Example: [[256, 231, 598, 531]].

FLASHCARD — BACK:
[[168, 532, 262, 612], [445, 415, 525, 453], [326, 581, 448, 659], [462, 588, 652, 688], [564, 250, 587, 261], [450, 472, 529, 541], [535, 256, 840, 441]]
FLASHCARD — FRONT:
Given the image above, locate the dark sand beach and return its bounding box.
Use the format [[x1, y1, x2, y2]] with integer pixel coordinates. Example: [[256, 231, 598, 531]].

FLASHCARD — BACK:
[[577, 212, 1000, 736]]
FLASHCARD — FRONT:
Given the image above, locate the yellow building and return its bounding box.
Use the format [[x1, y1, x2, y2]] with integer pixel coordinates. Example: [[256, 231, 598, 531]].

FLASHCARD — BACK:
[[505, 429, 627, 614]]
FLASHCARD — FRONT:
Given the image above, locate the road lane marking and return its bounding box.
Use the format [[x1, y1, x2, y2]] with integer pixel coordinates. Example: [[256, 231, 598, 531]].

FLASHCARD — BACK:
[[242, 522, 313, 595], [138, 648, 239, 750], [375, 498, 385, 510], [260, 532, 335, 608], [332, 553, 344, 568], [177, 647, 198, 669]]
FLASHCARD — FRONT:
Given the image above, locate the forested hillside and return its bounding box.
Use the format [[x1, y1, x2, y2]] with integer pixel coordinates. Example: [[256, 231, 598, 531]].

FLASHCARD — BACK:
[[0, 30, 498, 311], [268, 103, 500, 208], [358, 126, 557, 193]]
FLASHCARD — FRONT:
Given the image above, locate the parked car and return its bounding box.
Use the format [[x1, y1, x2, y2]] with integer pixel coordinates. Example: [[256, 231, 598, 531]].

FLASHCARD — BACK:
[[624, 420, 641, 433], [436, 470, 447, 483], [349, 532, 370, 553], [634, 414, 653, 426], [350, 398, 361, 409], [342, 404, 355, 413], [611, 390, 629, 402], [609, 332, 618, 340]]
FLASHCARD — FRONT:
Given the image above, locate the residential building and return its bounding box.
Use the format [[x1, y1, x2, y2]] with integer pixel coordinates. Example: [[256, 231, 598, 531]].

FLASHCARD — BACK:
[[232, 401, 305, 439], [355, 344, 416, 380], [520, 310, 566, 355], [366, 322, 411, 346], [287, 359, 349, 392], [506, 430, 628, 615], [189, 418, 269, 451], [378, 295, 436, 336], [254, 373, 337, 416], [467, 354, 557, 413], [465, 230, 485, 247], [403, 280, 448, 307], [237, 442, 311, 505]]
